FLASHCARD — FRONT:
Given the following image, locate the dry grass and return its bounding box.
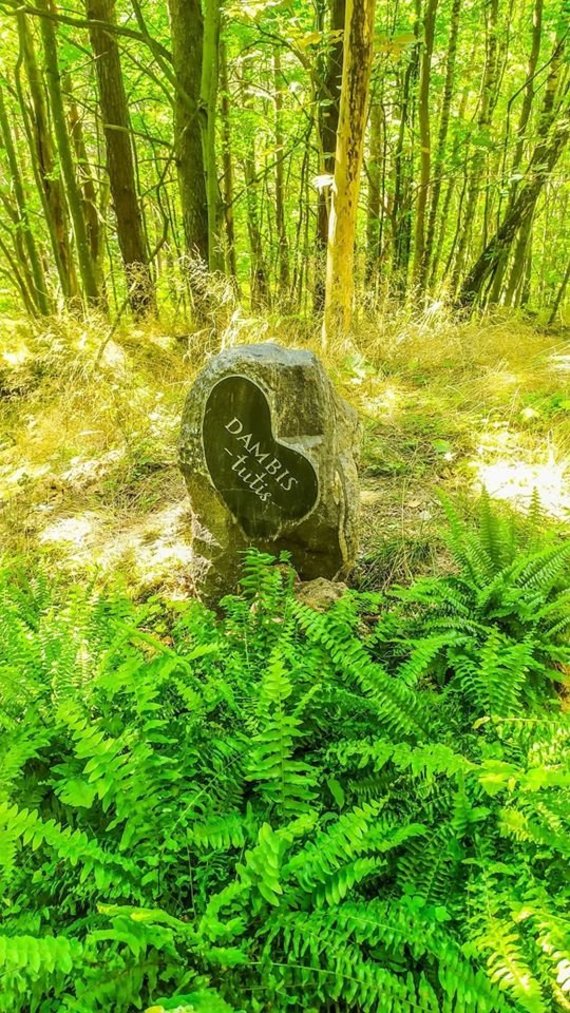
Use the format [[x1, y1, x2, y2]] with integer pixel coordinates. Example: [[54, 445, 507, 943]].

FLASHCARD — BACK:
[[0, 307, 568, 595], [344, 309, 570, 583]]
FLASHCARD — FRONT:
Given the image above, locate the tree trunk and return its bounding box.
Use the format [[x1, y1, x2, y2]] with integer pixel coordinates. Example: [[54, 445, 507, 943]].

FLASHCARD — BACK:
[[498, 23, 563, 305], [458, 111, 570, 307], [38, 0, 99, 307], [17, 11, 79, 303], [548, 257, 570, 325], [428, 61, 472, 289], [450, 0, 500, 294], [366, 94, 383, 286], [488, 0, 543, 303], [273, 49, 290, 299], [0, 234, 38, 317], [167, 0, 209, 264], [0, 87, 50, 315], [510, 0, 544, 195], [63, 73, 104, 291], [413, 0, 438, 291], [391, 0, 421, 299], [85, 0, 155, 317], [460, 31, 567, 308], [240, 72, 270, 309], [422, 0, 460, 289], [314, 0, 345, 311], [220, 41, 237, 281], [503, 216, 532, 306], [201, 0, 222, 271], [322, 0, 377, 345]]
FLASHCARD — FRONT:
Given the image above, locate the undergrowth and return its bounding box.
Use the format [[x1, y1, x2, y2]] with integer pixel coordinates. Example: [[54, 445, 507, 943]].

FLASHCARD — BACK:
[[0, 496, 569, 1011]]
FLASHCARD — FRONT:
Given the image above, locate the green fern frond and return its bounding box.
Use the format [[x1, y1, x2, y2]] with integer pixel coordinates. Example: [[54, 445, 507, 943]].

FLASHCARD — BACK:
[[292, 601, 428, 738]]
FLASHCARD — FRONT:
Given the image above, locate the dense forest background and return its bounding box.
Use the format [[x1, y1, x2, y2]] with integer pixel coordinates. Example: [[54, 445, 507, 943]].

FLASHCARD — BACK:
[[0, 0, 568, 327]]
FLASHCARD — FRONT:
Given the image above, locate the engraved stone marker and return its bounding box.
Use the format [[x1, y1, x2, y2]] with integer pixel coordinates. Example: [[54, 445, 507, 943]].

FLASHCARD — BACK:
[[180, 343, 360, 599], [203, 375, 319, 539]]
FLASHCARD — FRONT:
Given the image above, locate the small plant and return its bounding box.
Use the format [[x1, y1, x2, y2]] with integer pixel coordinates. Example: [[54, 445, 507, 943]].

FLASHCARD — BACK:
[[373, 490, 570, 715], [0, 498, 569, 1011]]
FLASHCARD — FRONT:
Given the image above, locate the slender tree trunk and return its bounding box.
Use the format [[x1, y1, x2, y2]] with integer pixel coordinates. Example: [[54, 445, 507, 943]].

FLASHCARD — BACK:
[[0, 234, 38, 316], [391, 0, 421, 298], [548, 257, 570, 324], [17, 11, 79, 303], [38, 0, 99, 307], [201, 0, 222, 271], [273, 49, 290, 299], [450, 0, 500, 294], [85, 0, 154, 317], [462, 32, 567, 307], [314, 0, 345, 311], [510, 0, 544, 193], [422, 0, 460, 288], [499, 25, 563, 305], [219, 42, 237, 281], [413, 0, 438, 291], [167, 0, 209, 264], [458, 110, 570, 307], [292, 133, 310, 307], [63, 73, 104, 290], [366, 94, 383, 286], [429, 63, 472, 289], [244, 158, 270, 309], [322, 0, 377, 345], [0, 86, 50, 315], [503, 216, 531, 306], [220, 42, 237, 281], [488, 0, 543, 303], [240, 73, 270, 309]]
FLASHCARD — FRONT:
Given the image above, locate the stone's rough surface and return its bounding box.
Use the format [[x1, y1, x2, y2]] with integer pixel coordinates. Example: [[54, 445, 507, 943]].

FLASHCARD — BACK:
[[295, 577, 349, 612], [203, 375, 319, 538], [179, 342, 360, 599]]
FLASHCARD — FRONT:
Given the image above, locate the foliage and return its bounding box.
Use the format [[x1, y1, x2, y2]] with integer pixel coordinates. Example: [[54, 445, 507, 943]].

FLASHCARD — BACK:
[[0, 500, 569, 1011], [0, 0, 568, 318]]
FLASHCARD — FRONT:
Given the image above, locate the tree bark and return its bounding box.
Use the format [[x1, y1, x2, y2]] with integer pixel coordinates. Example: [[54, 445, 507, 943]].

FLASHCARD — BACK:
[[488, 0, 543, 303], [314, 0, 345, 311], [413, 0, 438, 291], [17, 11, 79, 303], [0, 86, 50, 315], [322, 0, 377, 345], [460, 31, 567, 308], [85, 0, 155, 317], [366, 94, 383, 286], [458, 109, 570, 307], [391, 0, 421, 298], [450, 0, 500, 294], [167, 0, 209, 264], [0, 233, 38, 316], [422, 0, 460, 288], [63, 72, 104, 291], [548, 257, 570, 324], [273, 49, 290, 299], [240, 71, 270, 309], [38, 0, 99, 307], [201, 0, 222, 271], [220, 41, 237, 281]]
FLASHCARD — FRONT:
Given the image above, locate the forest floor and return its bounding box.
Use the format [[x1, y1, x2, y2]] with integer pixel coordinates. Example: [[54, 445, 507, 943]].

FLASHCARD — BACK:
[[1, 311, 569, 598]]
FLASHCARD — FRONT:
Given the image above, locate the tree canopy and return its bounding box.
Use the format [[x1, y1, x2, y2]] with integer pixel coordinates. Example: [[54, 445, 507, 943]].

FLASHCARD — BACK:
[[0, 0, 568, 325]]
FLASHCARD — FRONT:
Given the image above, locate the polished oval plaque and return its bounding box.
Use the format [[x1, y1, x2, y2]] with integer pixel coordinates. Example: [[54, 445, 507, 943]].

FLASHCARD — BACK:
[[202, 375, 319, 538]]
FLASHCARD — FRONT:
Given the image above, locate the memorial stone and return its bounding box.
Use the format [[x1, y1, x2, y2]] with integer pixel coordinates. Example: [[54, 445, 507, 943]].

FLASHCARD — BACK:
[[179, 342, 360, 599]]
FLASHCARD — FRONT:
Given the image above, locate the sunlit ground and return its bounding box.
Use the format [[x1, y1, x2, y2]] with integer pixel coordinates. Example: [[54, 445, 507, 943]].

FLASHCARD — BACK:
[[1, 312, 569, 593], [471, 428, 569, 519]]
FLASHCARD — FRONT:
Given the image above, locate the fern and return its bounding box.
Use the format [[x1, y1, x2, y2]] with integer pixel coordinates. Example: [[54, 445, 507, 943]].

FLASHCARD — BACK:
[[0, 500, 569, 1011]]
